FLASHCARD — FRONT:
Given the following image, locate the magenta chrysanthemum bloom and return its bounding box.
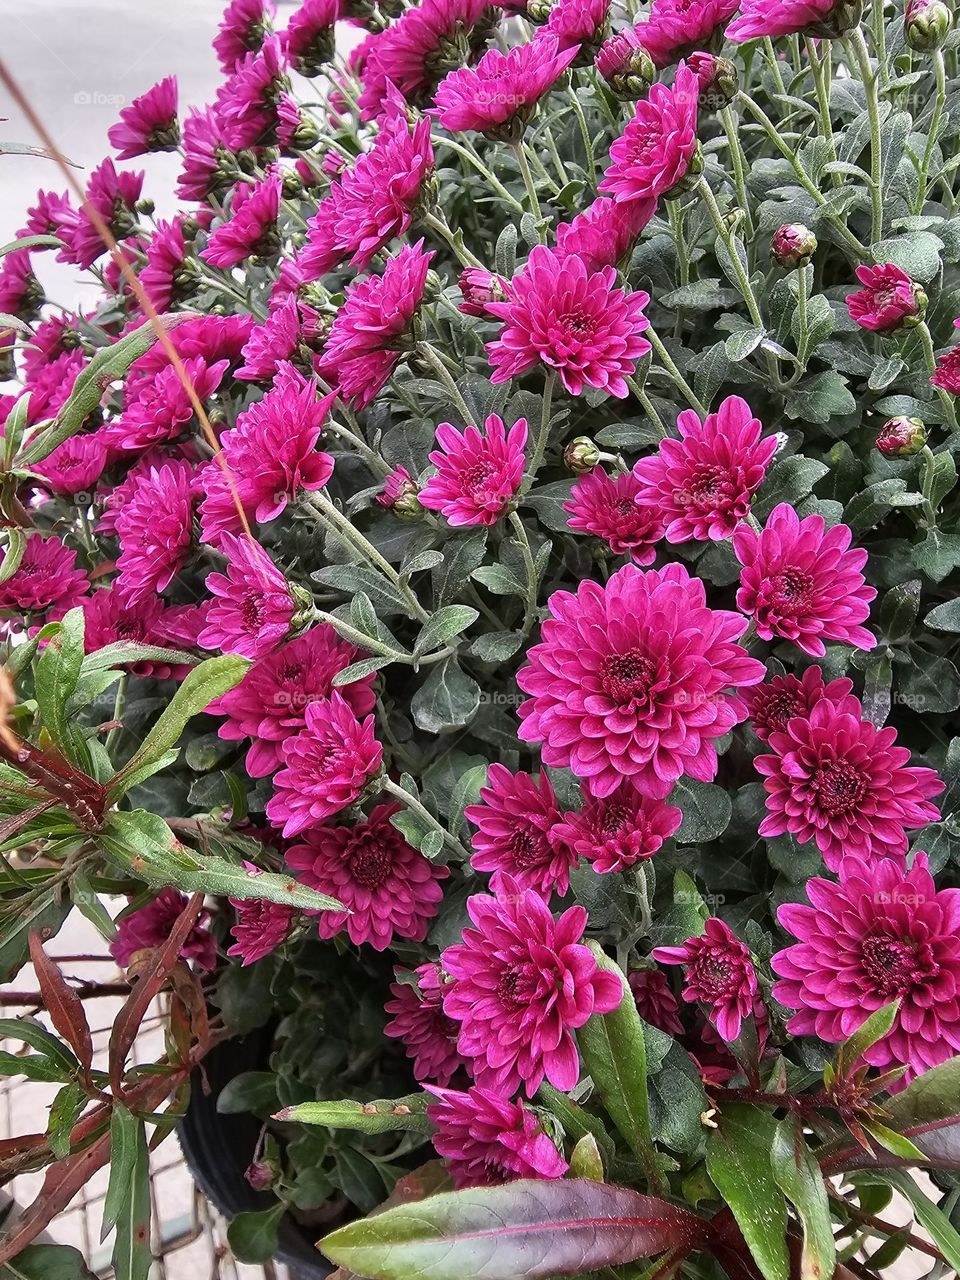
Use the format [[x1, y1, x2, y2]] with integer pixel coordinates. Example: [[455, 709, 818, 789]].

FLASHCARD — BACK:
[[215, 0, 276, 72], [465, 764, 577, 897], [377, 465, 420, 511], [227, 867, 295, 965], [81, 591, 191, 680], [486, 246, 650, 398], [284, 0, 339, 74], [385, 963, 466, 1085], [564, 466, 665, 562], [635, 0, 738, 65], [53, 158, 144, 269], [554, 196, 656, 272], [742, 665, 853, 743], [932, 322, 960, 392], [653, 918, 765, 1043], [20, 188, 72, 242], [109, 356, 228, 453], [108, 76, 180, 159], [628, 968, 684, 1036], [517, 562, 765, 798], [307, 90, 433, 274], [33, 434, 107, 497], [0, 249, 42, 321], [426, 1085, 569, 1188], [285, 802, 443, 945], [632, 395, 778, 543], [432, 35, 579, 137], [845, 263, 925, 333], [419, 415, 527, 527], [733, 503, 877, 656], [202, 174, 281, 268], [727, 0, 852, 40], [320, 241, 434, 409], [211, 624, 375, 777], [216, 35, 290, 150], [198, 532, 300, 660], [773, 854, 960, 1083], [236, 295, 305, 383], [140, 217, 190, 312], [458, 267, 508, 316], [0, 535, 88, 622], [599, 62, 699, 203], [551, 783, 682, 874], [755, 698, 944, 870], [545, 0, 610, 52], [111, 888, 216, 971], [177, 106, 232, 202], [267, 693, 383, 837], [115, 461, 196, 605], [441, 874, 623, 1095]]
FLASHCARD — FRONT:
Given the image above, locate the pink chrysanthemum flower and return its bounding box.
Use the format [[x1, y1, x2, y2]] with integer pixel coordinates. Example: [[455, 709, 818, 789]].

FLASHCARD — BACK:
[[545, 0, 610, 52], [228, 867, 295, 965], [211, 624, 375, 777], [202, 174, 281, 268], [140, 218, 191, 312], [53, 158, 144, 269], [267, 693, 383, 836], [307, 88, 433, 274], [773, 854, 960, 1084], [108, 76, 180, 159], [432, 35, 579, 137], [130, 314, 254, 382], [115, 461, 196, 605], [177, 106, 233, 202], [465, 764, 577, 897], [419, 415, 527, 527], [756, 698, 944, 870], [0, 535, 88, 622], [632, 395, 778, 542], [236, 295, 306, 382], [564, 466, 665, 562], [215, 0, 276, 72], [377, 464, 420, 511], [653, 918, 765, 1043], [109, 356, 228, 453], [554, 196, 656, 272], [33, 434, 107, 497], [458, 267, 508, 316], [216, 35, 290, 151], [628, 968, 684, 1035], [599, 61, 699, 203], [21, 189, 72, 242], [385, 962, 466, 1085], [426, 1085, 569, 1188], [0, 249, 42, 321], [743, 666, 853, 743], [845, 263, 925, 333], [285, 801, 443, 945], [486, 246, 650, 397], [517, 562, 765, 798], [111, 888, 216, 970], [284, 0, 339, 75], [932, 322, 960, 393], [733, 503, 877, 656], [635, 0, 739, 65], [320, 241, 434, 409], [81, 591, 191, 680], [727, 0, 852, 40], [551, 783, 682, 874], [198, 532, 300, 660], [442, 874, 624, 1096]]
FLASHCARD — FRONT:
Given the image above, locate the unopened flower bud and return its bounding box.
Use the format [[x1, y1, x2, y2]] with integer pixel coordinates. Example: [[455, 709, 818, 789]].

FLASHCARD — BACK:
[[282, 169, 305, 199], [594, 29, 655, 99], [290, 116, 321, 151], [876, 416, 927, 458], [245, 1160, 280, 1192], [564, 436, 601, 473], [458, 267, 508, 317], [662, 143, 704, 199], [135, 197, 155, 217], [526, 0, 553, 20], [688, 52, 739, 110], [771, 223, 818, 269], [376, 465, 422, 519], [905, 0, 952, 49]]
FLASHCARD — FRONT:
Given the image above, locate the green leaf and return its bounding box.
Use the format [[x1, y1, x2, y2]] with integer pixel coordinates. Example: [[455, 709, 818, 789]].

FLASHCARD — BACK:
[[770, 1117, 836, 1280], [725, 326, 765, 361], [275, 1094, 432, 1135], [926, 599, 960, 632], [783, 371, 855, 424], [0, 531, 26, 585], [227, 1205, 285, 1266], [102, 1104, 141, 1238], [47, 1083, 86, 1159], [861, 1120, 926, 1161], [217, 1071, 280, 1116], [0, 1051, 73, 1083], [568, 1134, 604, 1181], [0, 1018, 79, 1073], [471, 562, 526, 597], [912, 530, 960, 583], [522, 480, 577, 533], [872, 230, 944, 282], [754, 457, 829, 520], [414, 606, 478, 658], [112, 1117, 151, 1280], [672, 780, 732, 844], [843, 479, 907, 533], [0, 890, 71, 983], [467, 631, 522, 662], [856, 1170, 960, 1270], [448, 764, 487, 839], [901, 654, 960, 714], [878, 580, 920, 642], [706, 1104, 790, 1280], [320, 1179, 708, 1280], [0, 234, 64, 256], [835, 1002, 899, 1078], [78, 642, 199, 674], [0, 1244, 96, 1280], [432, 530, 487, 606], [35, 608, 85, 758], [410, 657, 480, 733]]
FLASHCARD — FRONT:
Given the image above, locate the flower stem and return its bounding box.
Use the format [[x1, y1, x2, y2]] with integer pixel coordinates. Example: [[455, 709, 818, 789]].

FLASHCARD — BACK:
[[524, 370, 556, 486], [646, 325, 707, 414], [697, 176, 764, 331], [508, 510, 539, 636], [849, 27, 884, 246], [916, 50, 946, 212], [805, 38, 840, 183], [914, 322, 959, 430], [430, 135, 525, 212], [627, 376, 668, 437], [512, 140, 547, 241], [567, 87, 597, 185], [721, 108, 755, 241], [417, 343, 476, 426], [421, 209, 485, 270], [381, 776, 471, 861]]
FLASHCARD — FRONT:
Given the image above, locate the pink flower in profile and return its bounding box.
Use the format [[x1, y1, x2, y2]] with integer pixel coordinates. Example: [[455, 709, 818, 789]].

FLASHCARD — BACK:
[[81, 591, 191, 679], [743, 665, 853, 743], [215, 0, 276, 72], [756, 698, 944, 870], [426, 1085, 569, 1188], [432, 35, 579, 137], [199, 532, 300, 660], [628, 968, 684, 1036], [594, 25, 651, 89], [653, 918, 765, 1043], [53, 159, 144, 269], [115, 461, 196, 605], [20, 189, 72, 242], [419, 415, 527, 527], [733, 504, 877, 656], [727, 0, 851, 40], [177, 106, 232, 202], [458, 267, 508, 316], [385, 962, 466, 1085], [33, 434, 107, 497], [377, 465, 420, 511], [517, 562, 765, 799], [216, 35, 290, 150], [284, 0, 339, 75], [564, 467, 665, 562], [465, 764, 577, 897], [551, 783, 682, 874], [0, 249, 42, 320], [545, 0, 610, 51], [932, 323, 960, 393], [108, 76, 180, 158], [130, 313, 254, 381], [599, 62, 699, 203], [320, 241, 434, 409], [774, 854, 960, 1085], [237, 295, 305, 382], [635, 0, 738, 65], [486, 246, 650, 397], [228, 869, 295, 965], [285, 802, 443, 945], [202, 174, 281, 268], [109, 356, 228, 453], [0, 535, 88, 621], [211, 624, 375, 777], [140, 218, 191, 312], [632, 395, 778, 542], [846, 263, 924, 333], [554, 196, 656, 272], [111, 888, 216, 970], [442, 874, 624, 1096]]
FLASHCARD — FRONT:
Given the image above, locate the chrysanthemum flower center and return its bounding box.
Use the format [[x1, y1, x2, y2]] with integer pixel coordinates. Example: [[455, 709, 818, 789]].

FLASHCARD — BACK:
[[692, 953, 738, 1001], [614, 497, 640, 517], [557, 307, 596, 340], [599, 649, 657, 706], [768, 568, 815, 609], [461, 460, 499, 498], [860, 930, 937, 998], [496, 964, 541, 1006], [757, 691, 804, 733], [601, 802, 630, 835], [349, 843, 393, 889], [628, 125, 660, 166], [241, 592, 267, 629], [685, 464, 727, 507], [810, 760, 869, 816], [508, 827, 551, 869]]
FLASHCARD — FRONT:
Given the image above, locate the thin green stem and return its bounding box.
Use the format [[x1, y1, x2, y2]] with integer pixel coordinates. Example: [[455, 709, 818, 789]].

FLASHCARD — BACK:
[[512, 140, 547, 240], [324, 417, 390, 477], [508, 510, 539, 636], [430, 135, 525, 212], [805, 38, 839, 182], [381, 777, 471, 861], [914, 322, 959, 430], [567, 87, 597, 185], [697, 178, 764, 330], [627, 376, 668, 437], [421, 210, 485, 270], [646, 325, 707, 414], [525, 371, 556, 486], [722, 107, 755, 240], [916, 50, 946, 212], [850, 27, 884, 245], [763, 37, 787, 95], [418, 342, 476, 425], [872, 0, 889, 89]]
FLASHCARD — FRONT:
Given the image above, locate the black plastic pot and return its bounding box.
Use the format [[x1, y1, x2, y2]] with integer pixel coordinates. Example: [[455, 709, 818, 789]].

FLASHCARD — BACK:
[[177, 1027, 335, 1280]]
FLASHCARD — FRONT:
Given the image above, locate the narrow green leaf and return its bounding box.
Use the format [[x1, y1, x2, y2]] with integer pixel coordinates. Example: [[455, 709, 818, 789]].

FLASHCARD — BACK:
[[79, 642, 200, 674], [0, 891, 71, 983], [0, 1018, 79, 1072], [47, 1083, 86, 1159], [35, 608, 85, 757], [102, 1104, 140, 1238], [112, 1118, 151, 1280], [835, 1002, 899, 1078], [275, 1094, 431, 1135], [706, 1104, 790, 1280], [568, 1134, 604, 1181], [0, 1051, 73, 1083], [414, 606, 478, 658], [856, 1169, 960, 1270], [770, 1117, 836, 1280], [861, 1120, 926, 1161], [0, 531, 26, 585]]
